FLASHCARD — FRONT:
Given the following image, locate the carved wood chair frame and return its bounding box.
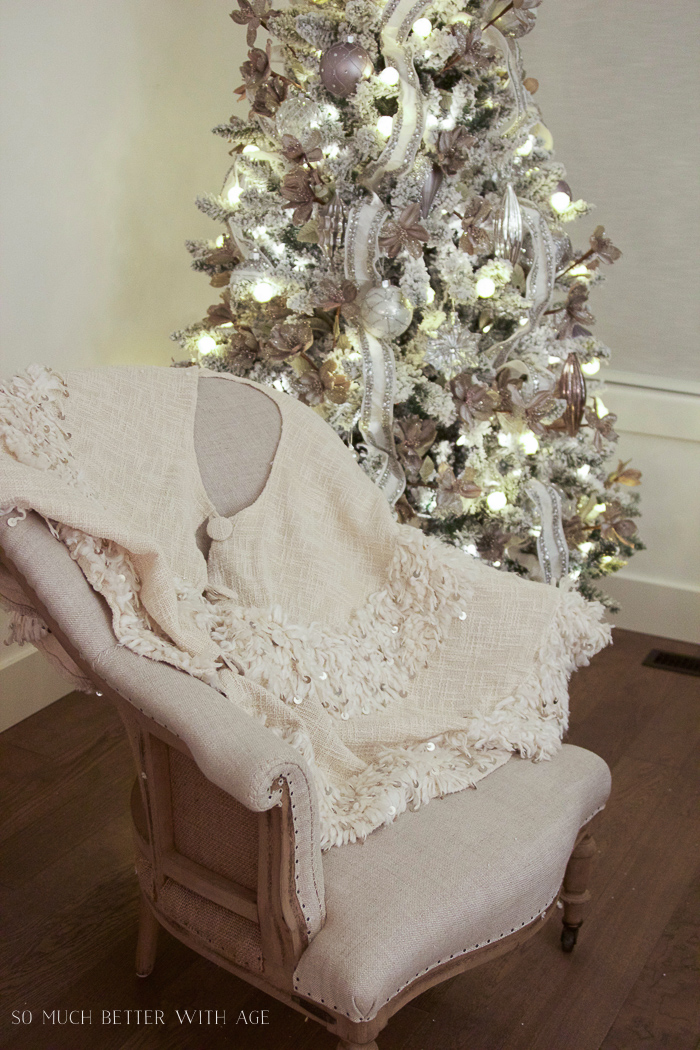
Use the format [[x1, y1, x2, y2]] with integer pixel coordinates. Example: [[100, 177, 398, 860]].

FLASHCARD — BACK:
[[0, 545, 598, 1050]]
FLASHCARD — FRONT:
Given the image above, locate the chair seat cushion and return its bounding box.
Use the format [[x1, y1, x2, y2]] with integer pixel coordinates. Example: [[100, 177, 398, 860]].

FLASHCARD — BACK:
[[293, 744, 610, 1022]]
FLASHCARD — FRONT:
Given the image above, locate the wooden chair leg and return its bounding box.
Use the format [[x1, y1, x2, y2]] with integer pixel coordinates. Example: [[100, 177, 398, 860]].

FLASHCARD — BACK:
[[135, 890, 160, 977], [560, 831, 596, 952]]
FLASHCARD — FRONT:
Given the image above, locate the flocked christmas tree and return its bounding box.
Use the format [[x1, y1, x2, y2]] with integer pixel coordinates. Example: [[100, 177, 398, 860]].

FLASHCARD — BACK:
[[172, 0, 642, 605]]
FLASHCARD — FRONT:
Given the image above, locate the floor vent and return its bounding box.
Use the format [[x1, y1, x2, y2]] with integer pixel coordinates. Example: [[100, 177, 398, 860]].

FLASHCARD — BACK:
[[642, 650, 700, 677]]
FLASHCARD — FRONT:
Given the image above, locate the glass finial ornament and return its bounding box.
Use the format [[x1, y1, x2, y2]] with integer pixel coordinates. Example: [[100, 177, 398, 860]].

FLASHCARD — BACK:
[[557, 352, 587, 436], [318, 196, 346, 260], [359, 281, 413, 339], [320, 37, 374, 98], [420, 164, 444, 219], [493, 183, 523, 265]]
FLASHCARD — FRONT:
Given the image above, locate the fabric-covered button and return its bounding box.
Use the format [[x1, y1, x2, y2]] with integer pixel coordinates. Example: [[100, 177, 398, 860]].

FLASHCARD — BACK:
[[207, 514, 234, 542]]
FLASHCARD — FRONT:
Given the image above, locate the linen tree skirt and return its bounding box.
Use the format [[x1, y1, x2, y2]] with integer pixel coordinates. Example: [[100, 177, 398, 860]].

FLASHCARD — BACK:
[[0, 365, 610, 848]]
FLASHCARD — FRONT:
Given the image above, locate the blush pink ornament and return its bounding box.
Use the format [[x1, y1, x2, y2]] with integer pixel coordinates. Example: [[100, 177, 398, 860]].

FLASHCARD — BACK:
[[320, 38, 374, 98]]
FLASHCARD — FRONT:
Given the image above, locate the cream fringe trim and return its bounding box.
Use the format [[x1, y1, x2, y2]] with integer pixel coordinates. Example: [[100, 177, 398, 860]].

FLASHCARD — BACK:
[[463, 586, 612, 761], [278, 586, 611, 849], [177, 528, 470, 718]]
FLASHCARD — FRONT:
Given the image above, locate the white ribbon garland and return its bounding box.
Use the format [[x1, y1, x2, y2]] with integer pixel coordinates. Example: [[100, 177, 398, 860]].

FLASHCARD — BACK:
[[343, 0, 434, 505], [527, 479, 569, 584], [362, 0, 431, 189], [483, 26, 539, 138]]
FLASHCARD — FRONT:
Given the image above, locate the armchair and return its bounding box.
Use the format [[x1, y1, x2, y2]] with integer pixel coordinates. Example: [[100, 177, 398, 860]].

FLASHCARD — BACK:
[[0, 373, 610, 1050]]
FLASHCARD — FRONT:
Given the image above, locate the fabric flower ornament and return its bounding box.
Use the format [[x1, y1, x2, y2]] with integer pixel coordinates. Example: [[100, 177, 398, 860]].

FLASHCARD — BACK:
[[235, 43, 273, 100], [561, 225, 622, 278], [200, 236, 242, 270], [587, 225, 623, 268], [562, 515, 588, 547], [476, 526, 512, 562], [459, 197, 492, 255], [316, 279, 359, 319], [555, 282, 595, 340], [279, 133, 324, 167], [263, 321, 314, 361], [512, 0, 543, 31], [435, 464, 482, 513], [281, 169, 323, 225], [250, 76, 287, 118], [230, 0, 272, 47], [379, 204, 429, 259], [584, 405, 618, 452], [605, 459, 641, 488], [224, 328, 261, 367], [501, 384, 560, 436], [393, 416, 438, 477], [297, 361, 350, 406], [436, 127, 476, 177], [203, 293, 236, 328], [450, 373, 499, 427], [440, 26, 493, 75], [597, 502, 637, 545]]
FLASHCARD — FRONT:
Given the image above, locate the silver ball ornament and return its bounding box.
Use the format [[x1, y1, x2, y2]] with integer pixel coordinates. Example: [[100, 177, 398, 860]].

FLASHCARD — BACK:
[[320, 39, 374, 99], [359, 283, 413, 339]]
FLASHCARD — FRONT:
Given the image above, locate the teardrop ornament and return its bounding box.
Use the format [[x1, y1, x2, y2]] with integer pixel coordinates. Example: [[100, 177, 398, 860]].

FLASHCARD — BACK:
[[557, 352, 587, 436], [493, 183, 523, 265], [420, 164, 444, 219]]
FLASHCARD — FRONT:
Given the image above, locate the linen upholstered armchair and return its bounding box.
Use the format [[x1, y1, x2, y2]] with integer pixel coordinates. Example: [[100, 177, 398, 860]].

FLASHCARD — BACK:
[[0, 368, 611, 1050]]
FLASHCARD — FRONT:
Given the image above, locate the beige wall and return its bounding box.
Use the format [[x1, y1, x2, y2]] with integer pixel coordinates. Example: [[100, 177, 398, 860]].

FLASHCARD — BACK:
[[0, 0, 247, 375], [524, 0, 700, 385]]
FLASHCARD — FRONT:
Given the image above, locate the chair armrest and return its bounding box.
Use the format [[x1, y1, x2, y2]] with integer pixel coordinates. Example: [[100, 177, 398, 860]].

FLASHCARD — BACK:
[[0, 513, 325, 936], [94, 643, 326, 938]]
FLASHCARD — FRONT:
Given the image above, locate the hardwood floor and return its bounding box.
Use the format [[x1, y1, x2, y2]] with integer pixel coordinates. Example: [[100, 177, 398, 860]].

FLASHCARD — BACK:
[[0, 628, 698, 1050]]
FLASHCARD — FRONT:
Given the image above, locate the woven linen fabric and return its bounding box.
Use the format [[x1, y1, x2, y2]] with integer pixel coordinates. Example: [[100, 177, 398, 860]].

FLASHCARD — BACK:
[[0, 364, 611, 849], [295, 744, 611, 1022]]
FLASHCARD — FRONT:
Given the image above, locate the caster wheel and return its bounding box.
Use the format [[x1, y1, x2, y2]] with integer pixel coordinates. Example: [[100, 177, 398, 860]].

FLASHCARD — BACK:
[[561, 925, 579, 953]]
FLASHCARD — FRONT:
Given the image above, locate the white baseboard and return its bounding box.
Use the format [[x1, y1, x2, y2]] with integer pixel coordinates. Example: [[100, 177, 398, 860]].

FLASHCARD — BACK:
[[0, 646, 71, 734], [602, 372, 700, 644], [604, 575, 700, 645]]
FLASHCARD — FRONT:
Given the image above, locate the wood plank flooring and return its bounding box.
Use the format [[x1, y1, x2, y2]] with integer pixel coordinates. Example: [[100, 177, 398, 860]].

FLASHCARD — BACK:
[[0, 628, 698, 1050]]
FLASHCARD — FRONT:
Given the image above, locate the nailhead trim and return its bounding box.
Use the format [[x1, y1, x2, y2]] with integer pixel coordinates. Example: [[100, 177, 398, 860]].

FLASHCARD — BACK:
[[294, 805, 606, 1020]]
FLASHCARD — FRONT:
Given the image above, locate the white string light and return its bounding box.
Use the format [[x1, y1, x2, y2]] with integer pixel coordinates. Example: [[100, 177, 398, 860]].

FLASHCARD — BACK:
[[252, 280, 275, 303], [412, 18, 432, 37], [378, 66, 400, 86], [197, 334, 217, 354], [476, 277, 496, 298]]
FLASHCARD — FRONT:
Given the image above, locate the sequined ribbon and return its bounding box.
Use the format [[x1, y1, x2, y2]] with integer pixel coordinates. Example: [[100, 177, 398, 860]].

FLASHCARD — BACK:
[[362, 0, 431, 189], [344, 195, 405, 504], [355, 328, 406, 504], [490, 200, 556, 369], [483, 26, 539, 138], [343, 0, 432, 503], [527, 479, 569, 584], [334, 1, 432, 503]]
